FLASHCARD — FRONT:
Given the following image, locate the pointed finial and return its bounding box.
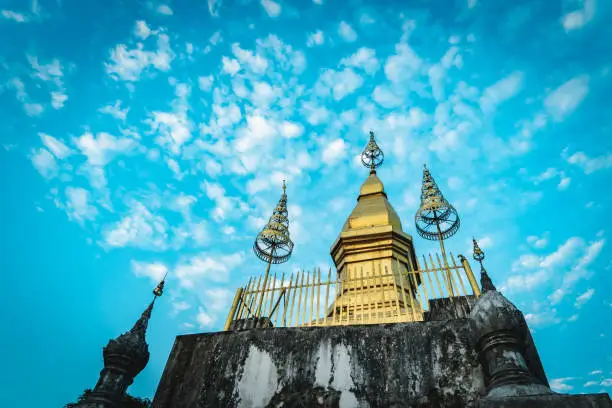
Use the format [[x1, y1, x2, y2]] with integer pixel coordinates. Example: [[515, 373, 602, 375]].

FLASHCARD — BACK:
[[472, 238, 484, 262], [472, 238, 496, 292], [153, 271, 168, 297], [415, 165, 460, 241], [253, 184, 294, 265], [361, 130, 384, 173]]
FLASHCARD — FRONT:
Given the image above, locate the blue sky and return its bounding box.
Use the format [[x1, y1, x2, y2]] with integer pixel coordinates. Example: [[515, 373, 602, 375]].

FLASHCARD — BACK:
[[1, 0, 611, 405]]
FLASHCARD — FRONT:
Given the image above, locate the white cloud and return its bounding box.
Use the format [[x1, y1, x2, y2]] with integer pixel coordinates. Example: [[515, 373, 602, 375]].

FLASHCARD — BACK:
[[524, 308, 561, 328], [561, 0, 595, 32], [255, 34, 306, 75], [148, 82, 192, 155], [540, 237, 583, 269], [175, 252, 244, 288], [202, 181, 249, 222], [447, 176, 463, 190], [131, 261, 168, 284], [198, 75, 214, 91], [1, 10, 27, 22], [372, 85, 404, 108], [261, 0, 281, 17], [208, 0, 222, 16], [172, 300, 191, 315], [316, 68, 364, 100], [156, 4, 173, 15], [106, 33, 174, 81], [480, 71, 524, 112], [527, 232, 549, 249], [544, 75, 589, 121], [134, 20, 152, 39], [99, 100, 129, 120], [504, 269, 548, 292], [341, 47, 379, 75], [204, 288, 233, 312], [307, 30, 324, 47], [75, 132, 137, 166], [65, 187, 98, 224], [25, 103, 44, 116], [102, 201, 169, 250], [589, 370, 603, 376], [280, 121, 303, 138], [46, 89, 66, 109], [549, 238, 605, 305], [549, 378, 574, 392], [221, 56, 241, 75], [385, 43, 422, 83], [531, 167, 571, 191], [232, 43, 269, 74], [575, 288, 595, 308], [31, 148, 57, 179], [9, 76, 47, 116], [338, 21, 357, 42], [39, 133, 71, 159], [222, 226, 236, 235], [322, 138, 348, 165], [196, 307, 214, 327], [565, 150, 612, 174], [1, 1, 43, 23]]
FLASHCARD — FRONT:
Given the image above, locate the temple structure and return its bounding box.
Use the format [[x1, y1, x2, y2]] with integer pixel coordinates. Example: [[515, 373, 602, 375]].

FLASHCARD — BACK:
[[68, 276, 167, 408], [148, 132, 611, 407], [71, 132, 612, 407]]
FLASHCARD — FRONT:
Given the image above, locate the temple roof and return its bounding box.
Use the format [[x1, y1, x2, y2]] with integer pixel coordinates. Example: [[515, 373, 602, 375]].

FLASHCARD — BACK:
[[342, 171, 403, 232]]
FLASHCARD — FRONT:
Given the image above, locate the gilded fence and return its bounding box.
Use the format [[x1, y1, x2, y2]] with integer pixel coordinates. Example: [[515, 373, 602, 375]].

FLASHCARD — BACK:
[[224, 253, 481, 330]]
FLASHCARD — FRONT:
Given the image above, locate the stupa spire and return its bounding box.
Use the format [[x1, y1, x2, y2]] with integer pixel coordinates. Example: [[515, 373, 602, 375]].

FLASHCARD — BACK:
[[361, 130, 384, 173], [415, 165, 460, 296], [71, 274, 167, 407], [472, 238, 496, 292], [252, 181, 294, 320]]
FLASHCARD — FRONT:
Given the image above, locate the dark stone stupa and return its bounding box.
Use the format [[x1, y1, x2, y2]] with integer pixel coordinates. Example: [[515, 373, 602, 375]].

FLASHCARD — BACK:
[[71, 277, 166, 408]]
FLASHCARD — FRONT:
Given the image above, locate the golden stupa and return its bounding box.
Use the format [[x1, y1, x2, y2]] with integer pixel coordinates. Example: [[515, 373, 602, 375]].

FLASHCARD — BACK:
[[223, 131, 481, 330]]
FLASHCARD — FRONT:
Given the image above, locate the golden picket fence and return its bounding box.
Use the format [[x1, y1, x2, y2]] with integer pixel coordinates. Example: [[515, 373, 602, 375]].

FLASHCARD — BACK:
[[224, 253, 481, 330]]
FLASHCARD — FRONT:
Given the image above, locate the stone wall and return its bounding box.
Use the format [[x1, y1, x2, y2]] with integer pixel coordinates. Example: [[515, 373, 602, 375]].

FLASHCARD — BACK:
[[152, 320, 486, 408]]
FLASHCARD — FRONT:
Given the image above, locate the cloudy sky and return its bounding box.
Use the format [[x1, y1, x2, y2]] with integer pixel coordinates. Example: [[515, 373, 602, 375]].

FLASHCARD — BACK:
[[1, 0, 611, 405]]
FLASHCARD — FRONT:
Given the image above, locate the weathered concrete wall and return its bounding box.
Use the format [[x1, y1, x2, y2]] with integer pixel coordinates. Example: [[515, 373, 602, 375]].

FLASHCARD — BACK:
[[152, 320, 485, 408], [425, 295, 476, 321]]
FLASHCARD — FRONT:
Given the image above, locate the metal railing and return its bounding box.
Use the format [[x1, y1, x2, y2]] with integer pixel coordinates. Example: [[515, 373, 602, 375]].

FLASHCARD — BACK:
[[224, 253, 481, 330]]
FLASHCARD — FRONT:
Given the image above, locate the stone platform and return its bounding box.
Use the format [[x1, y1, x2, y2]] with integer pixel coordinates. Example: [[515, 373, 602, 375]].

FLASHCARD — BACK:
[[150, 319, 608, 408]]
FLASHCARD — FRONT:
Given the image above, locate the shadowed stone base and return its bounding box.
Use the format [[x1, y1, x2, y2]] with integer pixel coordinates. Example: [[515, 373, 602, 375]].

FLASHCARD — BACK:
[[152, 321, 486, 408], [478, 393, 612, 408]]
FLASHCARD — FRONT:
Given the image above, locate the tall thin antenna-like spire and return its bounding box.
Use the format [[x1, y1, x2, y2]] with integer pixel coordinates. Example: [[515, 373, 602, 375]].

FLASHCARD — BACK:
[[415, 165, 460, 296], [252, 182, 294, 320], [473, 238, 496, 292]]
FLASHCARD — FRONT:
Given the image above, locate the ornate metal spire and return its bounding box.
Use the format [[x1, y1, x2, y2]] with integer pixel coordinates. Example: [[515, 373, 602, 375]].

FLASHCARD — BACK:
[[253, 181, 294, 265], [415, 165, 460, 296], [361, 130, 384, 173], [473, 238, 496, 292], [253, 181, 294, 319], [415, 165, 460, 241]]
